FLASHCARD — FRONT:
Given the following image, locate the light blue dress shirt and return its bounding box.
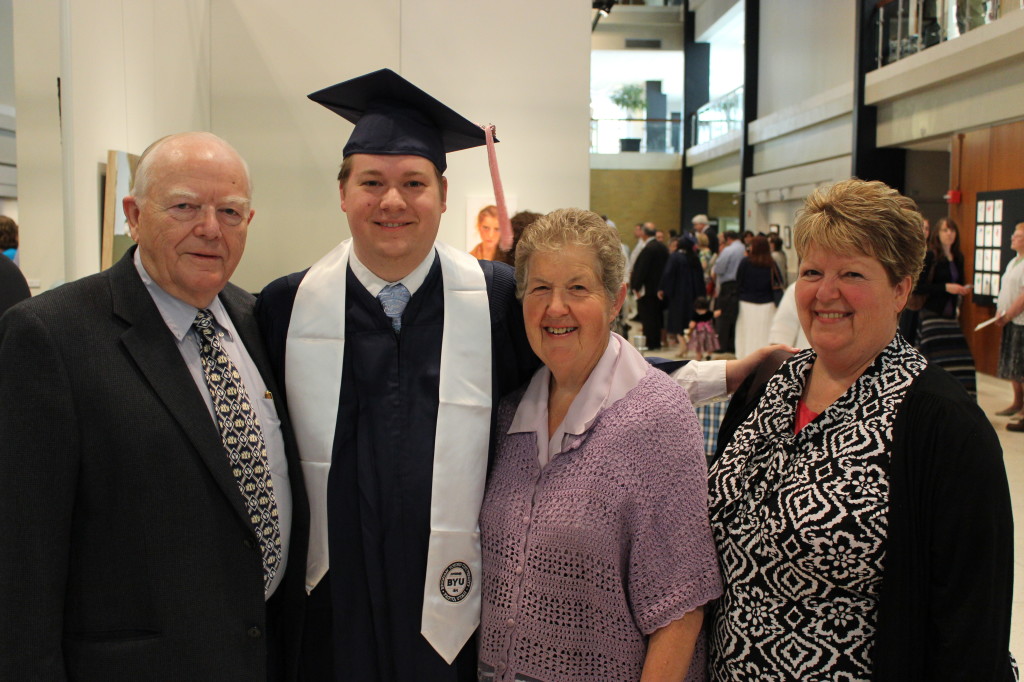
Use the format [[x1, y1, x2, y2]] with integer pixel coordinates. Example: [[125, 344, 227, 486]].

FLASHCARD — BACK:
[[134, 250, 292, 599]]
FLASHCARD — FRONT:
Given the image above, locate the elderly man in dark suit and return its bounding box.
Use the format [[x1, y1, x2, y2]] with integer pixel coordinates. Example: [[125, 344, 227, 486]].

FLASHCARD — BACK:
[[630, 224, 670, 350], [0, 132, 307, 681], [692, 214, 718, 254]]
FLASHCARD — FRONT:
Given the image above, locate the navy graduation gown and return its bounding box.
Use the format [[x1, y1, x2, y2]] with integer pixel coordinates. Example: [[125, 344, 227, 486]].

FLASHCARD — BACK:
[[257, 255, 536, 682]]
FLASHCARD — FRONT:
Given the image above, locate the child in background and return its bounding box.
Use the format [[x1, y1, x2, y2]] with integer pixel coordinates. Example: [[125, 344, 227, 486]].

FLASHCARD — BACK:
[[688, 296, 721, 360]]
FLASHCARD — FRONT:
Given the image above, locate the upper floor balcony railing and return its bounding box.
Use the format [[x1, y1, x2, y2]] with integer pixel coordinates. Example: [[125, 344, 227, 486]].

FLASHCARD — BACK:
[[689, 86, 744, 148], [590, 117, 683, 154], [874, 0, 1008, 67]]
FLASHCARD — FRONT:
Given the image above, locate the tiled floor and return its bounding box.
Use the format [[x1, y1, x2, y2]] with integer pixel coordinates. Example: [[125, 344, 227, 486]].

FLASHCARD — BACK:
[[976, 372, 1024, 660]]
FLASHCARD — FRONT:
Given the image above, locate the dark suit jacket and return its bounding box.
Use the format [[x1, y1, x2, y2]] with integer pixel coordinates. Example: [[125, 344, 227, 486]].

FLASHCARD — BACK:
[[0, 250, 308, 681], [0, 254, 30, 316], [630, 238, 669, 298]]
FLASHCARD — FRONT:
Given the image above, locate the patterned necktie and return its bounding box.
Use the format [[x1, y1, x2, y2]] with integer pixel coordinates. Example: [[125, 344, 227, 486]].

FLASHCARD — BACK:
[[193, 309, 282, 593], [378, 282, 411, 332]]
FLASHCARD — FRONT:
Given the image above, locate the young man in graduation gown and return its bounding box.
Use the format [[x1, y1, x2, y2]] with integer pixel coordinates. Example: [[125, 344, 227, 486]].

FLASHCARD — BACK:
[[256, 69, 790, 682], [256, 69, 537, 681]]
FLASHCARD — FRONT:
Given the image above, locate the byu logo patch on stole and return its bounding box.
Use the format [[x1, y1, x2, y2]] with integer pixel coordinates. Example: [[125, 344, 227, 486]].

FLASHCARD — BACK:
[[440, 561, 472, 602]]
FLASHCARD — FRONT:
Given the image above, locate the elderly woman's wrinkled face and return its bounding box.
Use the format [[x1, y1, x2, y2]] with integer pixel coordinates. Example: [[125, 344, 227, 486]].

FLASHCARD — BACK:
[[522, 245, 624, 386], [796, 247, 911, 371]]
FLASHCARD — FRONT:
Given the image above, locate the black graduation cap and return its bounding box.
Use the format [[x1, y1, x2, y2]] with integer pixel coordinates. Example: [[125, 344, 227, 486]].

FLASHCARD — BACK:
[[308, 68, 494, 173]]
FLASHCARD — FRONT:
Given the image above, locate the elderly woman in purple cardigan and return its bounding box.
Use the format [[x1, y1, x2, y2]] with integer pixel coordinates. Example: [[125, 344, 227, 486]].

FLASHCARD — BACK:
[[478, 208, 722, 681]]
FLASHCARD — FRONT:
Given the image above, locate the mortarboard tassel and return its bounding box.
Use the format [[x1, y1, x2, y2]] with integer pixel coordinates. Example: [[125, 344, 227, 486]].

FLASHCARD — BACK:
[[483, 124, 514, 253]]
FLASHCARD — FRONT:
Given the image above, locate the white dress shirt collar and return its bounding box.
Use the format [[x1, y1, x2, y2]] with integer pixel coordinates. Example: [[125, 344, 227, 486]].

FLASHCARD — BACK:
[[348, 246, 437, 298], [509, 332, 649, 467], [134, 248, 233, 341]]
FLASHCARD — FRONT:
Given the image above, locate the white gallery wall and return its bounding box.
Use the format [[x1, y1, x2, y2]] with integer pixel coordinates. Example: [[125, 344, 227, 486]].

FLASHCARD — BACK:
[[744, 1, 856, 232], [14, 0, 213, 291], [13, 0, 591, 293]]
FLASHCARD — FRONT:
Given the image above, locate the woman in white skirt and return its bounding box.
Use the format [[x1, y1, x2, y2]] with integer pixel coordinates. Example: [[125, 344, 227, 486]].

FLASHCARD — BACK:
[[997, 222, 1024, 430], [735, 235, 782, 358]]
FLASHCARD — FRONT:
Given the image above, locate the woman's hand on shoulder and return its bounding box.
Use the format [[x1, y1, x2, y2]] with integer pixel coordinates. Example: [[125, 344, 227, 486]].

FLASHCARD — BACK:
[[725, 344, 798, 394]]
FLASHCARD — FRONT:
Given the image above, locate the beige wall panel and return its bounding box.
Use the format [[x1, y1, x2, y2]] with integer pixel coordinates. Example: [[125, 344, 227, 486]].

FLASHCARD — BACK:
[[0, 0, 13, 110], [60, 0, 128, 280], [752, 115, 852, 175], [691, 151, 739, 191], [591, 24, 684, 51], [875, 59, 1024, 148], [758, 0, 854, 118], [402, 0, 591, 256], [744, 154, 852, 236], [14, 0, 212, 289], [64, 0, 212, 281], [764, 197, 803, 279], [210, 0, 401, 290], [12, 0, 63, 291], [686, 129, 741, 166], [122, 1, 211, 152], [692, 0, 740, 40], [748, 82, 852, 146], [215, 0, 590, 292]]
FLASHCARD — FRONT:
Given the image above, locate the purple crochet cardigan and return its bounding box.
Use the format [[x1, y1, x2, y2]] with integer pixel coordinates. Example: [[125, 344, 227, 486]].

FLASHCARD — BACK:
[[479, 367, 722, 681]]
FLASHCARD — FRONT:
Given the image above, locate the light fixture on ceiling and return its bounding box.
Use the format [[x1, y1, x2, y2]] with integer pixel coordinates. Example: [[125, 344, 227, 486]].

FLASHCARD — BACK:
[[592, 0, 617, 31]]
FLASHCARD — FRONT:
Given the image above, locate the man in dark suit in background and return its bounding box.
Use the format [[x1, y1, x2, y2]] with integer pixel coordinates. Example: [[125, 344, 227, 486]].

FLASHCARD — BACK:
[[0, 252, 30, 315], [630, 224, 669, 350], [0, 132, 307, 681], [692, 214, 718, 254]]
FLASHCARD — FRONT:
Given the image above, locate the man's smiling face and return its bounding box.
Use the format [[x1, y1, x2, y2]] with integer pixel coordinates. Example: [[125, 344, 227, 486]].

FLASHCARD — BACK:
[[341, 153, 447, 281]]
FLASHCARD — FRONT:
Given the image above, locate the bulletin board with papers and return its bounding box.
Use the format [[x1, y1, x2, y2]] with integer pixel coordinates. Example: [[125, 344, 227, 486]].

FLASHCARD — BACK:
[[972, 190, 1024, 307]]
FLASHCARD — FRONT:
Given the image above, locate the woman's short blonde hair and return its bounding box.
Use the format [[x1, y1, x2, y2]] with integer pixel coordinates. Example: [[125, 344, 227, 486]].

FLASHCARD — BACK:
[[514, 208, 625, 301], [794, 178, 926, 286]]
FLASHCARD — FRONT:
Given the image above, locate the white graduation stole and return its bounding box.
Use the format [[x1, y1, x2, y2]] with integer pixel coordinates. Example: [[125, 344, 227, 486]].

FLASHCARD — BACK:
[[286, 239, 492, 664]]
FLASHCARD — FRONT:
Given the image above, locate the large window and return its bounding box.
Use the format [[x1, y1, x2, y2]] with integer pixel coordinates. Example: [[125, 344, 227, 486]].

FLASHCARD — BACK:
[[590, 49, 683, 154]]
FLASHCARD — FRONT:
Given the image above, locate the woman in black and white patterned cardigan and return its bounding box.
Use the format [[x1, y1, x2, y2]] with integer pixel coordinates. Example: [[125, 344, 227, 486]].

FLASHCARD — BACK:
[[707, 178, 1015, 682]]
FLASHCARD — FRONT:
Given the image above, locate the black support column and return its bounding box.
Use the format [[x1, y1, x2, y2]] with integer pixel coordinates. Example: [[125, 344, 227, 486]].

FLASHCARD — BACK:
[[853, 0, 905, 190], [681, 0, 709, 234], [739, 0, 759, 232]]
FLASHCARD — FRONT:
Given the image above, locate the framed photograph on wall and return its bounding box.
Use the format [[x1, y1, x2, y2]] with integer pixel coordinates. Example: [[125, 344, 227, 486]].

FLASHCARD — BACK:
[[101, 150, 140, 270], [465, 194, 516, 261], [783, 225, 792, 249]]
